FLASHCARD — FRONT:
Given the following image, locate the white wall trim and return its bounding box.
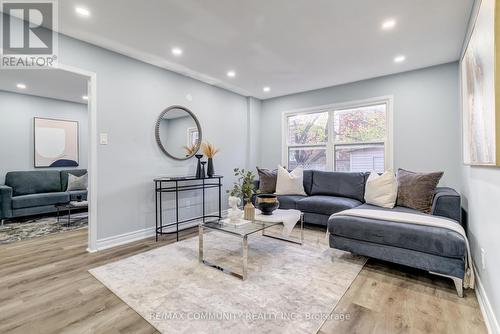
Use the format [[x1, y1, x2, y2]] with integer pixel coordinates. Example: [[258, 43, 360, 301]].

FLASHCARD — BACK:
[[94, 210, 228, 251], [55, 63, 98, 253], [280, 95, 394, 171], [95, 226, 156, 251], [474, 264, 500, 334]]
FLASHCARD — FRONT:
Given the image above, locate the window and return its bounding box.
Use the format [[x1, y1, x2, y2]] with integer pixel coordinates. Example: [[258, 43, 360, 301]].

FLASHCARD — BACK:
[[187, 127, 199, 146], [283, 98, 392, 172], [333, 104, 387, 172], [286, 112, 328, 170]]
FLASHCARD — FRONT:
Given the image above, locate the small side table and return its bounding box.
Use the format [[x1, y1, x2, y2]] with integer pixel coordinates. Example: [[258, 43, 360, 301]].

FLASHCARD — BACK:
[[56, 201, 88, 226]]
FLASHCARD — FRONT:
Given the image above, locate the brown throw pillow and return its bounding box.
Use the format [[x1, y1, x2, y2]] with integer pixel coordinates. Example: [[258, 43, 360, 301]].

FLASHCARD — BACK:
[[256, 167, 277, 194], [396, 169, 444, 213]]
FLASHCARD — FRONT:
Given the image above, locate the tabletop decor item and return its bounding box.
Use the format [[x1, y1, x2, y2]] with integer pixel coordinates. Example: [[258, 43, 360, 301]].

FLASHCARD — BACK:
[[202, 142, 219, 177], [227, 168, 257, 220], [227, 196, 243, 222], [200, 161, 207, 179], [255, 194, 280, 215], [195, 154, 203, 178], [183, 143, 197, 158], [244, 202, 255, 221]]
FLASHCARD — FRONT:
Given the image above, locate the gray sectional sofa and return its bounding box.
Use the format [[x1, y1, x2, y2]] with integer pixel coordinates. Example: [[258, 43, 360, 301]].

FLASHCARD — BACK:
[[0, 169, 87, 223], [257, 170, 466, 296]]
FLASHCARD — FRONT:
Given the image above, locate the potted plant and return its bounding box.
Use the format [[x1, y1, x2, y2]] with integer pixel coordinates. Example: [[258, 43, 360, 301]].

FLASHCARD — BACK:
[[227, 168, 258, 220]]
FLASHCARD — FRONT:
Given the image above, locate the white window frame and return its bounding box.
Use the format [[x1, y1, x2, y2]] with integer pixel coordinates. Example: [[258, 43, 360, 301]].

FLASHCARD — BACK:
[[282, 96, 394, 172], [187, 127, 199, 146]]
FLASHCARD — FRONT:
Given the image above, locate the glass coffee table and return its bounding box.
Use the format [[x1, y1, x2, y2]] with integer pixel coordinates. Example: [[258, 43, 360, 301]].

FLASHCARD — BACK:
[[56, 201, 88, 226], [199, 211, 303, 280]]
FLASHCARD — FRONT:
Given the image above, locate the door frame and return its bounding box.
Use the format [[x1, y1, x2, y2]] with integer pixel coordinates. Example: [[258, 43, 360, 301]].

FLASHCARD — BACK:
[[57, 63, 98, 252]]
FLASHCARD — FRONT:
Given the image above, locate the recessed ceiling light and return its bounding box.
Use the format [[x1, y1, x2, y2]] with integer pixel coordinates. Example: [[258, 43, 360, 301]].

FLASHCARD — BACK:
[[16, 83, 26, 89], [171, 47, 183, 56], [82, 95, 89, 100], [263, 86, 271, 93], [226, 70, 236, 78], [382, 19, 396, 30], [75, 7, 90, 17], [394, 55, 406, 63]]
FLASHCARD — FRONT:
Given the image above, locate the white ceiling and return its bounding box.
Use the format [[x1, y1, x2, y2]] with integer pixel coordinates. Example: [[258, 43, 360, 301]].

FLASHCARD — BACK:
[[0, 69, 88, 104], [10, 0, 475, 99]]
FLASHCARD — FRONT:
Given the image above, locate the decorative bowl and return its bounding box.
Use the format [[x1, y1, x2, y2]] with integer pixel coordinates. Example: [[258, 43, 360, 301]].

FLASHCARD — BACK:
[[255, 194, 279, 215]]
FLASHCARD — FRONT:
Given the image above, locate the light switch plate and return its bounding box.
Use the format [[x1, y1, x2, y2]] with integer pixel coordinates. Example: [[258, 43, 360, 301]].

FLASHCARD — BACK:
[[100, 133, 108, 145]]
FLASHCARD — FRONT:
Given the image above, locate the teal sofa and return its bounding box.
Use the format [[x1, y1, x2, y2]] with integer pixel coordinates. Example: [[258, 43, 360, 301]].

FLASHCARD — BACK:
[[0, 169, 87, 224]]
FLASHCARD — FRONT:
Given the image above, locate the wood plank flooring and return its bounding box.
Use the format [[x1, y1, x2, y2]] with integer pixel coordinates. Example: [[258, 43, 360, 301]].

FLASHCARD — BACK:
[[0, 227, 487, 334]]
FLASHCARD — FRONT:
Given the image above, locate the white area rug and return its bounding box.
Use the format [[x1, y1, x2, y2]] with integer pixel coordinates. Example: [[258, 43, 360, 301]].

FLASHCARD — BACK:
[[89, 230, 366, 334]]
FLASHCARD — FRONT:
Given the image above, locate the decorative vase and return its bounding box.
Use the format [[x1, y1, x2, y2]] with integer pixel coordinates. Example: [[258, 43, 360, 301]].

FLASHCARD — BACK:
[[255, 194, 279, 215], [207, 158, 215, 178], [244, 201, 255, 221], [200, 161, 207, 179], [195, 154, 203, 178]]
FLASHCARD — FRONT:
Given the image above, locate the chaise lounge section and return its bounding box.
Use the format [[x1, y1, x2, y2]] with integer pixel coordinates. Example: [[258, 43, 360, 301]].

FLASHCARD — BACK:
[[256, 169, 467, 296]]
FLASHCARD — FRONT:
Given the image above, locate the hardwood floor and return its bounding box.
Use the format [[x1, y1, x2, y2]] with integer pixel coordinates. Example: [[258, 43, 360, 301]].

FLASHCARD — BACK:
[[0, 227, 487, 334]]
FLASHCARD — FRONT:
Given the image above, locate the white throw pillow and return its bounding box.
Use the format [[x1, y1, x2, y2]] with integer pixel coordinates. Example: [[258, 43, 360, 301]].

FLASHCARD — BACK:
[[67, 173, 88, 191], [274, 166, 307, 196], [364, 171, 398, 208]]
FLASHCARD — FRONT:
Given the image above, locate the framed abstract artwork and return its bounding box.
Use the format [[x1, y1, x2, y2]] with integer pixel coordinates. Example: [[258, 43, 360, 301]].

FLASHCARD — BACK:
[[34, 117, 79, 168], [461, 0, 500, 166]]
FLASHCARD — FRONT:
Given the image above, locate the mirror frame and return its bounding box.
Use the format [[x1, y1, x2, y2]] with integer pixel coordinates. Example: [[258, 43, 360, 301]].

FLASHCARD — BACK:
[[155, 105, 202, 161]]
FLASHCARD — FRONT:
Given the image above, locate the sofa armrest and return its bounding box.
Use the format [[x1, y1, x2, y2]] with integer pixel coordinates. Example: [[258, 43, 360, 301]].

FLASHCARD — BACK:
[[431, 187, 461, 223], [0, 185, 13, 219]]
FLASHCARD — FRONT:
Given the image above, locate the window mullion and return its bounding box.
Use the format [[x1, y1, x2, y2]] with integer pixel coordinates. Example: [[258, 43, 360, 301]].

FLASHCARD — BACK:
[[327, 110, 334, 172]]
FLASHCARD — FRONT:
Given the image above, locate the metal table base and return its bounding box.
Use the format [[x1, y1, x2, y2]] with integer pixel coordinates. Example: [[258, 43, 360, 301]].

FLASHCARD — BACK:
[[198, 214, 304, 280]]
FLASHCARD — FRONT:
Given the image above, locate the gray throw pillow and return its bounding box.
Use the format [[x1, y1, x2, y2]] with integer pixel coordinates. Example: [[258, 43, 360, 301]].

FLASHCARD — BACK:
[[256, 167, 277, 194], [67, 173, 88, 191], [396, 169, 443, 213]]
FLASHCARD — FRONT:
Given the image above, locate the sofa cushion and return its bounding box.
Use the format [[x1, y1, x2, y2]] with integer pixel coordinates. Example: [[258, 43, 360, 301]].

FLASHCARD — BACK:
[[310, 171, 367, 201], [256, 167, 277, 193], [277, 195, 307, 210], [302, 170, 314, 195], [396, 169, 443, 213], [6, 171, 62, 196], [12, 192, 69, 209], [328, 204, 466, 259], [364, 171, 397, 208], [303, 212, 329, 226], [275, 166, 307, 195], [68, 190, 88, 201], [67, 173, 88, 191], [297, 195, 362, 216], [61, 169, 88, 191]]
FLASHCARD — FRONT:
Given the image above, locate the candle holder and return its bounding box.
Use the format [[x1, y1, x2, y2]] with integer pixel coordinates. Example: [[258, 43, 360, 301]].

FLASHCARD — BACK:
[[195, 154, 203, 178], [200, 161, 207, 179]]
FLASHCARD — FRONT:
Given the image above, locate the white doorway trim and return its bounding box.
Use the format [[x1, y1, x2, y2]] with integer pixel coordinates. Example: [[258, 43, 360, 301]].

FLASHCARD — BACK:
[[57, 63, 98, 252]]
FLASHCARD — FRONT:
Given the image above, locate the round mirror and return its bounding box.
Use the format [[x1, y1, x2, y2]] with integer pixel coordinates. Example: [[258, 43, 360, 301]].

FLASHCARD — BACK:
[[155, 105, 202, 160]]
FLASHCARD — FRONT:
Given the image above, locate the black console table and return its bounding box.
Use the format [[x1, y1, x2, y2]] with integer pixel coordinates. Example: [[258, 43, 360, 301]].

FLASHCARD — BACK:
[[154, 175, 223, 242]]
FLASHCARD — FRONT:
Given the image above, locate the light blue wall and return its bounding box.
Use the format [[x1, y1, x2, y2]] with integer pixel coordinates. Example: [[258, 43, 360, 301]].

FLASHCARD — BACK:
[[459, 0, 500, 327], [53, 34, 253, 240], [259, 62, 461, 188], [0, 90, 88, 181]]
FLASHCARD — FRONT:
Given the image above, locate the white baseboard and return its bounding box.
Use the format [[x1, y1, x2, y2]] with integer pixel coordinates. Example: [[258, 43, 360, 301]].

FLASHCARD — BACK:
[[94, 210, 227, 251], [95, 226, 156, 251], [474, 265, 500, 334]]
